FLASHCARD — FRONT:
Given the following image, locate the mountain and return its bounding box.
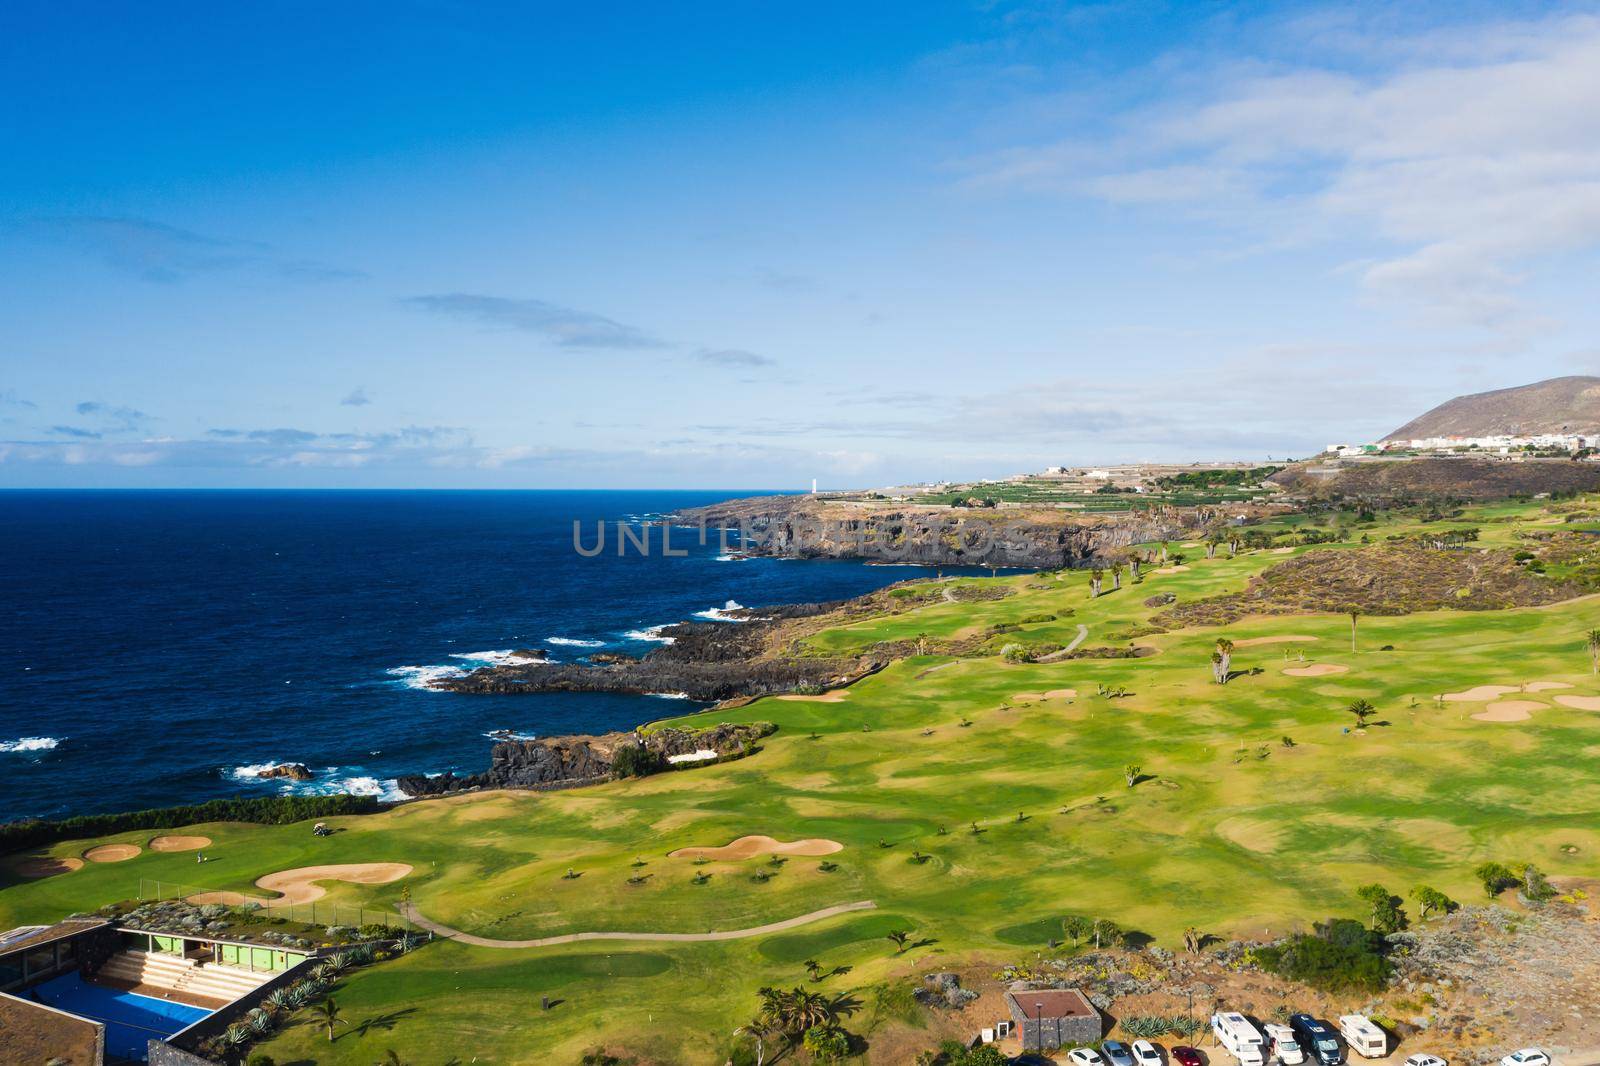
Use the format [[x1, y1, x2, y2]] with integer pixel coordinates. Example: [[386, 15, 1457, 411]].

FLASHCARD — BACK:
[[1385, 376, 1600, 441]]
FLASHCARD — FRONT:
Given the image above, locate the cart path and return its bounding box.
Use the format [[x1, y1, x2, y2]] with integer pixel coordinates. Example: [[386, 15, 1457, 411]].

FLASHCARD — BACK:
[[1036, 624, 1090, 662], [398, 899, 877, 948]]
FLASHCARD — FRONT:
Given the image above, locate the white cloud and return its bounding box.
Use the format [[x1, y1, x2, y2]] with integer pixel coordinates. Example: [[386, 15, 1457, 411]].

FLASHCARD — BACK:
[[961, 12, 1600, 328]]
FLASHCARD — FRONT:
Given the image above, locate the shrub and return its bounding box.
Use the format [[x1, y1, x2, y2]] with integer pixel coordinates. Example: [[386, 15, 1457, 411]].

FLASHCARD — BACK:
[[803, 1025, 851, 1061], [1253, 918, 1391, 992], [610, 743, 666, 779], [1475, 861, 1522, 897]]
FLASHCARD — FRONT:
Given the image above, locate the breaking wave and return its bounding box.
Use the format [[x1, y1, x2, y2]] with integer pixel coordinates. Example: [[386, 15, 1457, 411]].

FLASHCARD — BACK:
[[0, 736, 61, 753]]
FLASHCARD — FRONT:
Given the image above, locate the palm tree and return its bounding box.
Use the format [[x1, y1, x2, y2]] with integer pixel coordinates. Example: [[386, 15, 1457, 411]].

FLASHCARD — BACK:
[[1348, 608, 1361, 653], [1346, 698, 1376, 730], [1213, 638, 1233, 684], [1111, 563, 1123, 590], [314, 997, 344, 1042], [735, 1017, 771, 1066], [1587, 629, 1600, 674], [1124, 763, 1142, 788], [804, 958, 823, 982], [1183, 926, 1202, 953], [886, 929, 911, 954]]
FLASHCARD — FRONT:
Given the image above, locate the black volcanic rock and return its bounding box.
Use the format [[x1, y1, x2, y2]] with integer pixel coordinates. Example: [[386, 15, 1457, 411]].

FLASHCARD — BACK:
[[397, 722, 774, 797]]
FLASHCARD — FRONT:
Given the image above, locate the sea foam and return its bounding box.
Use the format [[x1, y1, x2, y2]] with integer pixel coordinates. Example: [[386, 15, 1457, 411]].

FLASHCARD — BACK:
[[622, 625, 675, 644], [0, 736, 61, 753], [545, 637, 605, 648]]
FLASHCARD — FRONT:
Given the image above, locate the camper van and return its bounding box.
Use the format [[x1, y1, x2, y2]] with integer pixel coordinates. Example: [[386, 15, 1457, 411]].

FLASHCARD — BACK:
[[1263, 1024, 1306, 1065], [1337, 1015, 1388, 1059], [1288, 1014, 1344, 1066], [1211, 1012, 1267, 1066]]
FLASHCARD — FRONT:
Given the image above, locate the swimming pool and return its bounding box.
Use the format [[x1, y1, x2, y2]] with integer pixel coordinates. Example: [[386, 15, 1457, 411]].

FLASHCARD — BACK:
[[30, 971, 212, 1061]]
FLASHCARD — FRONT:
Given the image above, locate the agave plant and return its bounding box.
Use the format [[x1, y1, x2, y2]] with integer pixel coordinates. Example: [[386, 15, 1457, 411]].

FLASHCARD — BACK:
[[265, 987, 296, 1011], [219, 1023, 252, 1051], [246, 1008, 275, 1036]]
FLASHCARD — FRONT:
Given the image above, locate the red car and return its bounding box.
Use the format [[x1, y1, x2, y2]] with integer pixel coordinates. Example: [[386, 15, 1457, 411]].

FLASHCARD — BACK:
[[1173, 1048, 1206, 1066]]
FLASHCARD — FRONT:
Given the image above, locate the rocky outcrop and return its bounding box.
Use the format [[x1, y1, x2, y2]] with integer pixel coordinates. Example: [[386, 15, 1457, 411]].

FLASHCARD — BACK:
[[396, 722, 773, 797], [673, 494, 1212, 569], [256, 763, 312, 782]]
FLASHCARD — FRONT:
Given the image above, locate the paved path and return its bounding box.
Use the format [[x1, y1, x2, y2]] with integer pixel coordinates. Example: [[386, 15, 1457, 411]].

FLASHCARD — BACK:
[[398, 899, 877, 949], [1036, 624, 1090, 662]]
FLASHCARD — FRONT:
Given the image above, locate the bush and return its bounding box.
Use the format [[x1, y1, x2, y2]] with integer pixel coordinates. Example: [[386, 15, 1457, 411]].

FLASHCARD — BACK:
[[610, 744, 666, 779], [803, 1025, 851, 1061], [0, 794, 382, 856], [1253, 918, 1391, 992]]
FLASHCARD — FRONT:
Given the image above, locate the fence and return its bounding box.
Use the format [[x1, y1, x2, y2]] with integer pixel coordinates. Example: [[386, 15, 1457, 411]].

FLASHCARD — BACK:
[[136, 879, 412, 932]]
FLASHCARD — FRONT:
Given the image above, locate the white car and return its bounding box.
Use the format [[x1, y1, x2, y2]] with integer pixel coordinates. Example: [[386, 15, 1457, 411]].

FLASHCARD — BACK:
[[1405, 1055, 1447, 1066], [1070, 1050, 1108, 1066], [1501, 1052, 1549, 1066], [1133, 1041, 1164, 1066]]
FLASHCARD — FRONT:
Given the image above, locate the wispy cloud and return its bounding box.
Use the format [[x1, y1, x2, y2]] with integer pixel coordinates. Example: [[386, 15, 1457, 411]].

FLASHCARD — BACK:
[[695, 348, 776, 369], [26, 216, 363, 284], [1, 390, 37, 410], [50, 425, 102, 439], [956, 11, 1600, 330], [340, 387, 372, 407], [402, 293, 667, 350], [74, 401, 150, 433]]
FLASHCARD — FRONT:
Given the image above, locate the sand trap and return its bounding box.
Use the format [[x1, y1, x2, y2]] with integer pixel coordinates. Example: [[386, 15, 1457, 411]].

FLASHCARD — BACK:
[[1043, 688, 1078, 699], [11, 855, 83, 879], [1271, 547, 1296, 554], [1473, 701, 1545, 722], [1233, 635, 1317, 647], [1524, 681, 1574, 692], [190, 862, 413, 907], [149, 835, 211, 852], [775, 692, 846, 702], [1180, 542, 1200, 548], [1556, 695, 1600, 711], [84, 844, 141, 863], [1442, 685, 1519, 702], [668, 835, 843, 861], [1284, 664, 1348, 677], [1153, 565, 1190, 574]]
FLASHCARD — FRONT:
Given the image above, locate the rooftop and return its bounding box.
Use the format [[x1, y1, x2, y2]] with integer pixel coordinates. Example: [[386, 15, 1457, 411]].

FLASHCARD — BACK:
[[0, 919, 109, 959], [1004, 987, 1097, 1022], [0, 991, 103, 1065]]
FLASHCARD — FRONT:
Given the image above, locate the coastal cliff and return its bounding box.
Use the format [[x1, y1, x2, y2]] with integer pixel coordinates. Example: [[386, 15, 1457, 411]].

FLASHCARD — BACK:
[[673, 494, 1216, 568]]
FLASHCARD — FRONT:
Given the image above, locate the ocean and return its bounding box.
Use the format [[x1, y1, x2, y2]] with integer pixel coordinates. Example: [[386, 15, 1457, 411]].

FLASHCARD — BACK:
[[0, 490, 965, 822]]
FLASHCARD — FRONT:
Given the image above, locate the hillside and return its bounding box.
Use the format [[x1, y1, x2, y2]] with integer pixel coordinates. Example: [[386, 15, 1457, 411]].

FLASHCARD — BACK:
[[1268, 456, 1600, 500], [1386, 375, 1600, 441]]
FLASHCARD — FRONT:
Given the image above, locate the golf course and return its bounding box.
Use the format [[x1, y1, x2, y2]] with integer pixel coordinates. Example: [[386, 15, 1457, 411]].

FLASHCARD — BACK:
[[6, 497, 1600, 1063]]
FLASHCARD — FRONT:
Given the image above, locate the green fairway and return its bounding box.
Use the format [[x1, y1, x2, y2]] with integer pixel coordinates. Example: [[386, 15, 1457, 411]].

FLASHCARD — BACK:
[[6, 498, 1600, 1063]]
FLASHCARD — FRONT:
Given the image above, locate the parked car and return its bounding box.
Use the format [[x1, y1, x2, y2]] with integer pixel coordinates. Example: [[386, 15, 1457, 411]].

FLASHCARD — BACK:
[[1070, 1049, 1108, 1066], [1288, 1014, 1344, 1066], [1132, 1040, 1164, 1066], [1405, 1055, 1448, 1066], [1105, 1041, 1137, 1066], [1501, 1051, 1550, 1066], [1173, 1048, 1206, 1066]]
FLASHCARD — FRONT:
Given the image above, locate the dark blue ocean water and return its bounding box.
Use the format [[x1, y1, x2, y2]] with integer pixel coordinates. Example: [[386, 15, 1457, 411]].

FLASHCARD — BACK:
[[0, 491, 962, 822]]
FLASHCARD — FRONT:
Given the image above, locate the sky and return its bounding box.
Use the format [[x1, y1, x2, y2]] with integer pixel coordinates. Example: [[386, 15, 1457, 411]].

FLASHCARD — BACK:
[[4, 0, 1600, 489]]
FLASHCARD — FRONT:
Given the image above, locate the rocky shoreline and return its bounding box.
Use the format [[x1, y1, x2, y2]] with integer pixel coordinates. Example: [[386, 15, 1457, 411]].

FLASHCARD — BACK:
[[396, 722, 774, 797]]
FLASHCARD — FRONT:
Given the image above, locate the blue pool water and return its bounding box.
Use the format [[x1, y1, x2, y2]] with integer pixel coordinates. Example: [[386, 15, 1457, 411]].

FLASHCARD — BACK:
[[31, 971, 211, 1060]]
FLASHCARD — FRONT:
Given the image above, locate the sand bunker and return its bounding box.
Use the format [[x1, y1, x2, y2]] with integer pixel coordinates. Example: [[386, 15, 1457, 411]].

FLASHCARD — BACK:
[[1444, 682, 1571, 701], [149, 835, 211, 852], [1555, 695, 1600, 710], [1473, 701, 1545, 722], [668, 835, 843, 861], [1271, 547, 1296, 554], [1012, 689, 1076, 702], [84, 844, 141, 863], [1443, 685, 1518, 701], [1284, 664, 1348, 677], [189, 862, 413, 907], [1233, 635, 1317, 647], [775, 692, 846, 702], [1153, 565, 1190, 574], [11, 855, 83, 879]]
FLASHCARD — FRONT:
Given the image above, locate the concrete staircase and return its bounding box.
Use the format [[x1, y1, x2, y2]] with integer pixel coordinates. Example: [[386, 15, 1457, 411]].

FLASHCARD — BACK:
[[95, 950, 271, 1003]]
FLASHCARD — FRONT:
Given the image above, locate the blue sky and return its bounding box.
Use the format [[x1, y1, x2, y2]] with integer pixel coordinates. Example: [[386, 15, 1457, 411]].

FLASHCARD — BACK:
[[4, 1, 1600, 488]]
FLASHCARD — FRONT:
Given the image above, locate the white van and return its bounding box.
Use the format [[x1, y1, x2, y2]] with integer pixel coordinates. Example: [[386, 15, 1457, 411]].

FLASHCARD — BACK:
[[1212, 1012, 1267, 1066], [1263, 1023, 1306, 1065], [1337, 1015, 1388, 1059]]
